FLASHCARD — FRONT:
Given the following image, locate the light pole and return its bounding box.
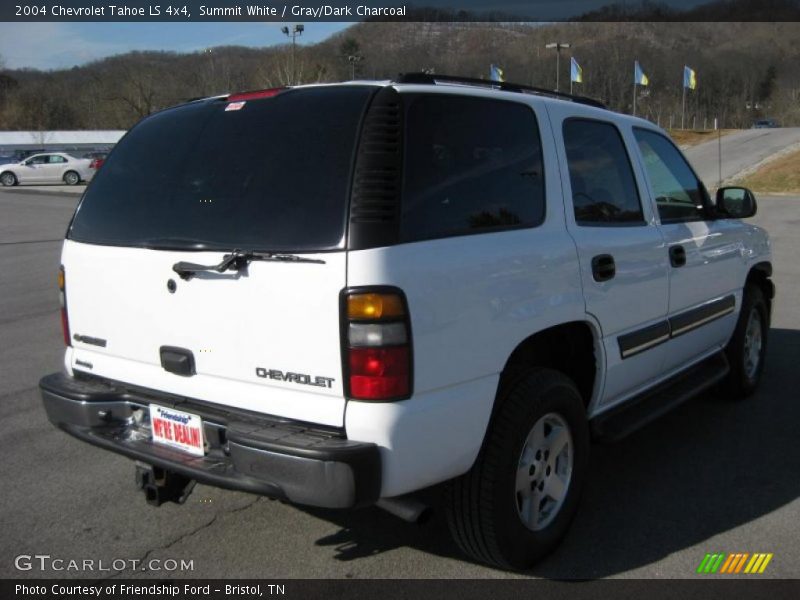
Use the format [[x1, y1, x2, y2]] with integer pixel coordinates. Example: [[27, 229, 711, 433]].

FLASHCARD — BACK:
[[281, 24, 304, 85], [347, 54, 363, 80], [545, 42, 570, 93]]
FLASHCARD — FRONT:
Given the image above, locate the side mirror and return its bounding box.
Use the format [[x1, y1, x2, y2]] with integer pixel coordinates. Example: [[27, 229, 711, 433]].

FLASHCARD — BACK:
[[716, 186, 757, 219]]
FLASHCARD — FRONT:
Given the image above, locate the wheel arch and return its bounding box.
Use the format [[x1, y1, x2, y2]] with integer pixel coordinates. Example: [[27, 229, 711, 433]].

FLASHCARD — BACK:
[[498, 320, 602, 413], [746, 261, 774, 320]]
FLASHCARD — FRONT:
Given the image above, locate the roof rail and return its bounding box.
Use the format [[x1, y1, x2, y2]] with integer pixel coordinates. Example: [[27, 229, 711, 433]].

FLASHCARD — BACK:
[[393, 72, 607, 109]]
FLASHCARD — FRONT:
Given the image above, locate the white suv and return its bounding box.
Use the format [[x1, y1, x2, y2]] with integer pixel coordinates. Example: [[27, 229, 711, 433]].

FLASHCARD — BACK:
[[40, 74, 773, 569]]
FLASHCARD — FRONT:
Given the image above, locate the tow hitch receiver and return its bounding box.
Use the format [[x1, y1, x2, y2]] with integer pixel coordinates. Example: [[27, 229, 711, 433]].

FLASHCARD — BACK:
[[135, 463, 196, 507]]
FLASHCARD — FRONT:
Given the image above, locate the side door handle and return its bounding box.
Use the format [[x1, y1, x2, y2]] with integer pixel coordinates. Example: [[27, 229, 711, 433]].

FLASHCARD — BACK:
[[669, 245, 687, 268], [591, 254, 616, 282]]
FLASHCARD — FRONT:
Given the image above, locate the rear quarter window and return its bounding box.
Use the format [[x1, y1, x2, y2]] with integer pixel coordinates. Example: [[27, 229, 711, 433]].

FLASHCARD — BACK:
[[400, 95, 545, 243]]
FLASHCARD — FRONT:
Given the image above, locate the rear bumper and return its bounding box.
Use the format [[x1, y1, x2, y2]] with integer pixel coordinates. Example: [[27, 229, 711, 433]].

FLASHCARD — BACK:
[[39, 372, 381, 509]]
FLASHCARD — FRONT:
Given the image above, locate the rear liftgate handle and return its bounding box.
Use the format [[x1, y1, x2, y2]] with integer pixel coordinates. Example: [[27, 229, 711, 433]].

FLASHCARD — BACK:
[[591, 254, 616, 282]]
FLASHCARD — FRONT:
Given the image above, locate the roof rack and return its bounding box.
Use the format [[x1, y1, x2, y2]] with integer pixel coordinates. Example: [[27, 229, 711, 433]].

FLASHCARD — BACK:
[[393, 72, 607, 110]]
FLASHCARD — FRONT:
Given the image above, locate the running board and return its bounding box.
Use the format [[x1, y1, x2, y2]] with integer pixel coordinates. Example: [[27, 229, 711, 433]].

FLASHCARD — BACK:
[[591, 351, 730, 442]]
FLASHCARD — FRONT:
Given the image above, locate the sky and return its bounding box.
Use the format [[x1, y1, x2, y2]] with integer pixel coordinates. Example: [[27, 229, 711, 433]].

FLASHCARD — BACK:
[[0, 22, 351, 70]]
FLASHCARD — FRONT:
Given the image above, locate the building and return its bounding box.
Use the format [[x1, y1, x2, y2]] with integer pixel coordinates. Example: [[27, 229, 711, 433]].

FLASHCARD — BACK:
[[0, 131, 126, 155]]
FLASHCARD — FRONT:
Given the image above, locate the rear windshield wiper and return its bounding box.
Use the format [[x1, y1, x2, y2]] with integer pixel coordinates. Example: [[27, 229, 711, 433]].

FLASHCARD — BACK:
[[172, 249, 325, 280]]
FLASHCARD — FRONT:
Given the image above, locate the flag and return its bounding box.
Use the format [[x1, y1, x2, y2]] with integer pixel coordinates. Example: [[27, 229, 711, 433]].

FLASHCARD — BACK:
[[684, 65, 697, 90], [571, 57, 583, 84], [635, 61, 649, 86], [490, 64, 504, 83]]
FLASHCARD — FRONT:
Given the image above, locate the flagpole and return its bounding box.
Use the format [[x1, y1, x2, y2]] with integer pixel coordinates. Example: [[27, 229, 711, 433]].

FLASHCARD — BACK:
[[681, 85, 687, 130], [633, 82, 637, 116]]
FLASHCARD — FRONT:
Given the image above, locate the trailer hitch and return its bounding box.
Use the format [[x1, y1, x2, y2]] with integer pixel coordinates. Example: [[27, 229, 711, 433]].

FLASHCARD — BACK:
[[135, 463, 196, 507]]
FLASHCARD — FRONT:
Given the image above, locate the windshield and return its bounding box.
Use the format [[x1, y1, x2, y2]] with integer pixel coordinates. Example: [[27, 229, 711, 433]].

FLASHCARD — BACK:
[[69, 86, 374, 252]]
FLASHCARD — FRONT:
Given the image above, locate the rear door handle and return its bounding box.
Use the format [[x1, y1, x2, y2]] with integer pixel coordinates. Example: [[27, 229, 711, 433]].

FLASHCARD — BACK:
[[591, 254, 616, 282], [669, 245, 687, 268]]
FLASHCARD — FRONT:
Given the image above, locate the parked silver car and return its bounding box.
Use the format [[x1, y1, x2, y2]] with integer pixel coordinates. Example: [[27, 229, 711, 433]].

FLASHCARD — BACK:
[[0, 152, 94, 187]]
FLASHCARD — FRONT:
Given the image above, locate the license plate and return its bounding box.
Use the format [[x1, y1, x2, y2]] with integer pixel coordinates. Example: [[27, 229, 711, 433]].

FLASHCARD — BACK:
[[149, 404, 205, 457]]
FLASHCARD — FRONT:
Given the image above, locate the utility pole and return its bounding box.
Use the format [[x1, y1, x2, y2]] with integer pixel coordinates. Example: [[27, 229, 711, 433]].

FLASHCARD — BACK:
[[545, 42, 570, 93], [281, 24, 304, 85]]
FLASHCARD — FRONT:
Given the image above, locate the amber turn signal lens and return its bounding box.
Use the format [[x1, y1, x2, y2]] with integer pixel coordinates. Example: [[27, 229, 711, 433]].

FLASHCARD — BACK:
[[57, 268, 65, 291], [347, 293, 405, 320]]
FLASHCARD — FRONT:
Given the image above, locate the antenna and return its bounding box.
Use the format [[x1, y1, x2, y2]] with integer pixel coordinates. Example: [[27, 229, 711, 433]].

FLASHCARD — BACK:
[[718, 119, 722, 189]]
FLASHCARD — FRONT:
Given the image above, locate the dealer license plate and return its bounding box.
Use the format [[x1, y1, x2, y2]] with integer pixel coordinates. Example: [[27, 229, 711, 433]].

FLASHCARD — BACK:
[[149, 404, 205, 457]]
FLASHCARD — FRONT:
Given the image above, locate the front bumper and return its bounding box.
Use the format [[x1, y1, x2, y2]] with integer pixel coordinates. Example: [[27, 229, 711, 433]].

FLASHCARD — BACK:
[[39, 372, 381, 508]]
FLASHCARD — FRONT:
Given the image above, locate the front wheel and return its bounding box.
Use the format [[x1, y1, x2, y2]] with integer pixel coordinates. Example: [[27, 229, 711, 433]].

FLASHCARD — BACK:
[[445, 368, 589, 570], [721, 285, 769, 399], [63, 171, 81, 186], [0, 172, 16, 187]]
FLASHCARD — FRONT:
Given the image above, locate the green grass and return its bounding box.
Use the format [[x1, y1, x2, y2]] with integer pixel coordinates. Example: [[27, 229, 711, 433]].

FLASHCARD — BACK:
[[739, 148, 800, 194]]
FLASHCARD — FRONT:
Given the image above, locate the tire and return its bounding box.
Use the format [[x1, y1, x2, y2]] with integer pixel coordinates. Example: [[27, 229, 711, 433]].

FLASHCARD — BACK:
[[721, 284, 769, 399], [63, 171, 81, 186], [0, 172, 16, 187], [445, 368, 589, 570]]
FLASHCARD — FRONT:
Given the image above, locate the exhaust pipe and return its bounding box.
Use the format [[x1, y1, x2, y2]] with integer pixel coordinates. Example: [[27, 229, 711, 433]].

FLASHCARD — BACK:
[[376, 496, 430, 523], [135, 463, 196, 507]]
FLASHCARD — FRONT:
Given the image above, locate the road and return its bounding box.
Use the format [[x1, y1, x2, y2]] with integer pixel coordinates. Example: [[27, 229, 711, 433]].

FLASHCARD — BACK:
[[684, 127, 800, 188], [9, 127, 800, 199], [0, 189, 799, 580]]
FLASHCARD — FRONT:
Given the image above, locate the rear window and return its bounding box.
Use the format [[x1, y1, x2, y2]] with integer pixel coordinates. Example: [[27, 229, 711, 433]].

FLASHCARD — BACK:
[[69, 86, 374, 252]]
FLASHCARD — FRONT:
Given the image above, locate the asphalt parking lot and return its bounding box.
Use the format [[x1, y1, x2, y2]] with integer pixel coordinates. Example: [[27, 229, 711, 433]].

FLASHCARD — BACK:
[[1, 188, 799, 579]]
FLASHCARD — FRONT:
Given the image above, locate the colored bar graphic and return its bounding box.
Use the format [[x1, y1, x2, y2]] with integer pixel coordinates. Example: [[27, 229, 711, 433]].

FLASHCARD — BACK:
[[697, 554, 711, 573], [710, 553, 726, 573], [719, 554, 736, 573], [750, 554, 766, 573], [758, 554, 773, 573], [735, 553, 749, 573], [697, 552, 772, 574], [744, 554, 759, 573]]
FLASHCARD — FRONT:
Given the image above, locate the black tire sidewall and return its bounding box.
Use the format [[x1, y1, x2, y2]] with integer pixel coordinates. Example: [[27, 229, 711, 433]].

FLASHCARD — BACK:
[[488, 371, 589, 568], [725, 286, 768, 398]]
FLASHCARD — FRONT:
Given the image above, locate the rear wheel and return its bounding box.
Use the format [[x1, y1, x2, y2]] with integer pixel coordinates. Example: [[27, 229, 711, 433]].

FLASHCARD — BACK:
[[445, 368, 589, 570], [0, 172, 16, 187], [721, 285, 769, 399], [63, 171, 80, 186]]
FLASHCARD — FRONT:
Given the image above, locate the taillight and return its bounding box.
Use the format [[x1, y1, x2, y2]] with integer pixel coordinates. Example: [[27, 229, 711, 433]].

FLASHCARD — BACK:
[[58, 266, 71, 347], [89, 159, 100, 169], [342, 289, 412, 401]]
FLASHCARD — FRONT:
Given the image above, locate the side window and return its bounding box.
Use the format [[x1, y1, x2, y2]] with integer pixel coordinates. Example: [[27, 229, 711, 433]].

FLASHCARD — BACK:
[[28, 155, 48, 165], [49, 155, 67, 164], [563, 119, 644, 225], [633, 129, 707, 222], [401, 95, 545, 242]]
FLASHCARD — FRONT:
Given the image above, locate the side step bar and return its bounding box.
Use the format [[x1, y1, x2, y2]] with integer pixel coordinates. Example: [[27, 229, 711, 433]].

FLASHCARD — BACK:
[[591, 351, 730, 442]]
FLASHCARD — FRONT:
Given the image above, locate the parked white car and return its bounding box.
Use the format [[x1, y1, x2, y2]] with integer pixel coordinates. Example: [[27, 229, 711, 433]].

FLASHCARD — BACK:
[[0, 152, 94, 186], [40, 75, 774, 570]]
